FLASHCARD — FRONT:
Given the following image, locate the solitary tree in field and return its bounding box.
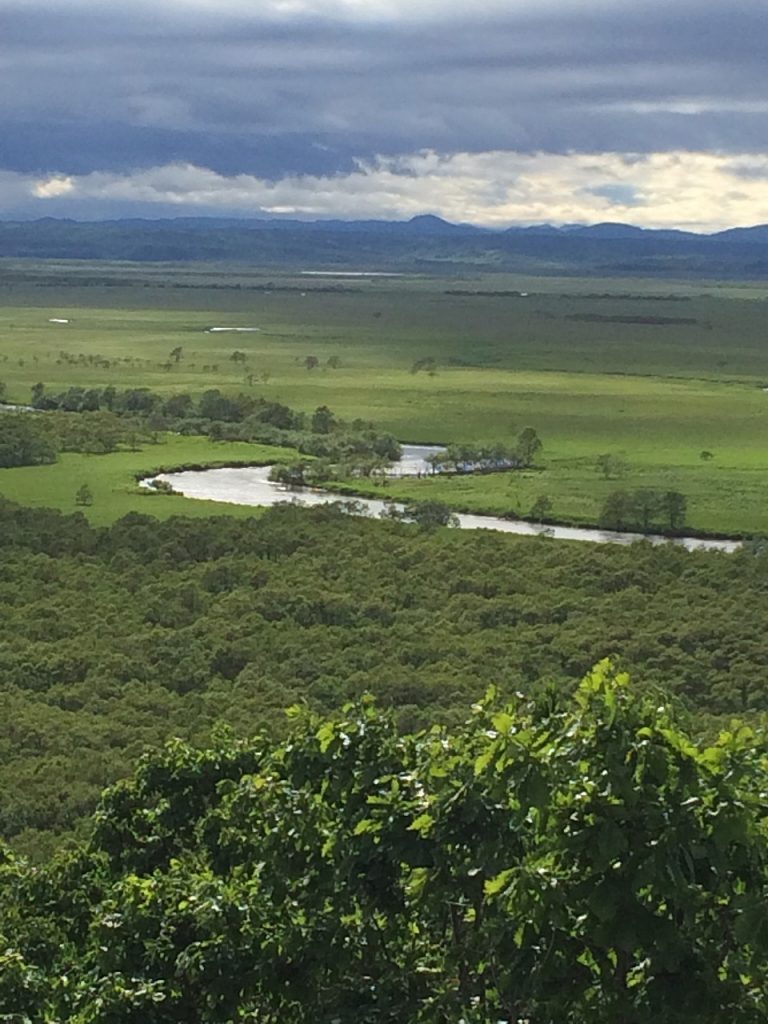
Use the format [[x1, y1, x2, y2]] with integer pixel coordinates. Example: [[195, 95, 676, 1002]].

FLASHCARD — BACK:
[[304, 355, 319, 370], [516, 426, 543, 467], [530, 494, 553, 521], [169, 346, 183, 364], [230, 350, 247, 365], [596, 452, 628, 479], [75, 483, 94, 507]]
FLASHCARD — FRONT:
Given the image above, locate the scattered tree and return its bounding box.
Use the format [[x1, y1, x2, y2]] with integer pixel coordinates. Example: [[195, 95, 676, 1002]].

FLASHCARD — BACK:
[[599, 489, 634, 530], [530, 494, 553, 520], [399, 499, 460, 531], [661, 489, 687, 530], [428, 442, 527, 475], [145, 478, 176, 495], [630, 487, 661, 531], [516, 426, 543, 467], [75, 483, 93, 507], [600, 488, 688, 533], [596, 452, 629, 479], [269, 462, 312, 488], [311, 405, 337, 435]]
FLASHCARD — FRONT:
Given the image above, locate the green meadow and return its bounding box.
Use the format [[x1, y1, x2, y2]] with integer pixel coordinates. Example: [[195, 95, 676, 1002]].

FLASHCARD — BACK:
[[2, 261, 768, 534], [0, 436, 295, 526]]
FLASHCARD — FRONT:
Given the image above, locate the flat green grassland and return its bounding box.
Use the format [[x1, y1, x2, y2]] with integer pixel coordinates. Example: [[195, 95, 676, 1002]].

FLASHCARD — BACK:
[[0, 437, 297, 526], [2, 261, 768, 534]]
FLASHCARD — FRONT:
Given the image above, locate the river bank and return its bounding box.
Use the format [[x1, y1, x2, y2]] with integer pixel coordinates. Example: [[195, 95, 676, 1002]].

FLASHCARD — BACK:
[[142, 445, 741, 553]]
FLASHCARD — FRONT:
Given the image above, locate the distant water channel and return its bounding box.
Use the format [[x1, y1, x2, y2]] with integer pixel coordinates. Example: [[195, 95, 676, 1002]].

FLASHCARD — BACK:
[[143, 444, 740, 553]]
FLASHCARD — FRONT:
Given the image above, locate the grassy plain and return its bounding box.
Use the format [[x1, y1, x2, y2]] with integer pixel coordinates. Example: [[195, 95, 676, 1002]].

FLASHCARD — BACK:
[[2, 260, 768, 534], [0, 436, 294, 526]]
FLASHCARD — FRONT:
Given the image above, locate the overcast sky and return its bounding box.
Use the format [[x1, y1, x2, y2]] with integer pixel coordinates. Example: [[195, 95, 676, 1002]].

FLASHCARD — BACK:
[[2, 0, 768, 228]]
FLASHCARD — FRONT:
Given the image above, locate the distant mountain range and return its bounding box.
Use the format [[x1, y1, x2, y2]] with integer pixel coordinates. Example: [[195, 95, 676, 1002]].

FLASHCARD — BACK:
[[505, 220, 768, 243], [3, 215, 768, 277]]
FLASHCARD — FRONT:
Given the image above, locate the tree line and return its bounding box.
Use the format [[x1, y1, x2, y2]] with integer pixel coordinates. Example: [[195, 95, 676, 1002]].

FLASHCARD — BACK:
[[12, 383, 400, 467], [0, 409, 160, 467], [600, 488, 688, 532], [425, 428, 543, 474]]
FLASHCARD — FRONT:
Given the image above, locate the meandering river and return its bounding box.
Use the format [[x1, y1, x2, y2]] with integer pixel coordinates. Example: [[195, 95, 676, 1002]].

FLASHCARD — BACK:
[[142, 445, 740, 552]]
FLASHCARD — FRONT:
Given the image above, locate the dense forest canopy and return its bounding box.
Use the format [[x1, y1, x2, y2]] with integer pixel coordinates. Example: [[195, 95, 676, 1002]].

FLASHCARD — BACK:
[[2, 667, 767, 1022], [1, 499, 768, 860], [0, 416, 57, 468]]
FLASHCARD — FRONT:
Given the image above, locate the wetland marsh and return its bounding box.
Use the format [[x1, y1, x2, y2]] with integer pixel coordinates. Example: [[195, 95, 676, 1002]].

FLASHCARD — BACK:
[[2, 260, 768, 536]]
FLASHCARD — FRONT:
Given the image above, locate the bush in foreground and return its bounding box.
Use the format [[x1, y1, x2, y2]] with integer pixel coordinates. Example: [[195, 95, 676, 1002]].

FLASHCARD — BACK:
[[2, 662, 768, 1023]]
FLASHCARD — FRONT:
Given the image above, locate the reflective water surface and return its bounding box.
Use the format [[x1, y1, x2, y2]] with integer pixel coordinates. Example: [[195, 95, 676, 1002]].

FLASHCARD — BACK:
[[143, 445, 740, 553]]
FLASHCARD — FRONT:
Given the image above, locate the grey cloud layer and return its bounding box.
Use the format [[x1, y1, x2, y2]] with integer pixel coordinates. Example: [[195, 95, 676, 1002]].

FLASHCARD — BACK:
[[2, 0, 768, 179]]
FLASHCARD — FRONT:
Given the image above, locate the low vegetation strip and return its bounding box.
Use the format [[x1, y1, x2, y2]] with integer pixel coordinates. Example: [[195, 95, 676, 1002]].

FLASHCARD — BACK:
[[565, 313, 699, 325]]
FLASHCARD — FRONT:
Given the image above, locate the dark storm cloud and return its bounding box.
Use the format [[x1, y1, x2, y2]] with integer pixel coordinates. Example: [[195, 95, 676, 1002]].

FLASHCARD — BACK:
[[2, 122, 359, 178], [1, 0, 767, 180]]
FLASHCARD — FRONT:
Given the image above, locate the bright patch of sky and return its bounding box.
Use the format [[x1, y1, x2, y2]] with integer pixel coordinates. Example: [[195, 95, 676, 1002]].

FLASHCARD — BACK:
[[1, 151, 763, 231]]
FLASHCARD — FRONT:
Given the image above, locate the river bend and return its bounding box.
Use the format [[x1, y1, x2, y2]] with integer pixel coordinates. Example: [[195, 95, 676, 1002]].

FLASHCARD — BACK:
[[142, 445, 740, 553]]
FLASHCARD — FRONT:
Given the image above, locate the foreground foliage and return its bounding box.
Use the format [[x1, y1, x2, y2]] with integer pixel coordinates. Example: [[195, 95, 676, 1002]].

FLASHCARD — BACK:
[[1, 666, 767, 1022]]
